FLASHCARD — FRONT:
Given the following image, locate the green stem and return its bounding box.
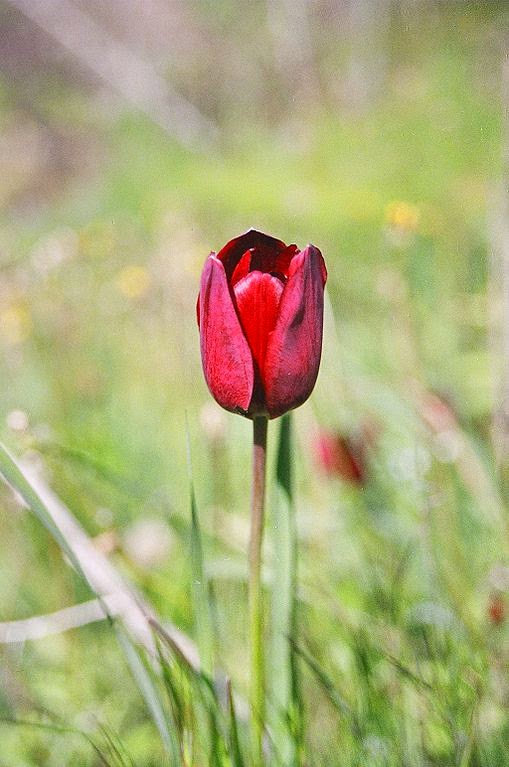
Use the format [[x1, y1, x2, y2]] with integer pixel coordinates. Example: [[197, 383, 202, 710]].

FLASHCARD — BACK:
[[249, 415, 268, 765]]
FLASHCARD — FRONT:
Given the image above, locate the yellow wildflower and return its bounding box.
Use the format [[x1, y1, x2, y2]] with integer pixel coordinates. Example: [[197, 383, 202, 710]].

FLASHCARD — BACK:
[[1, 305, 32, 345], [116, 265, 151, 299], [385, 201, 421, 233]]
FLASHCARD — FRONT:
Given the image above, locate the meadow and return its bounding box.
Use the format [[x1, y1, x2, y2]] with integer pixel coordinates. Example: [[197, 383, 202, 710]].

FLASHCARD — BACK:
[[0, 1, 508, 764]]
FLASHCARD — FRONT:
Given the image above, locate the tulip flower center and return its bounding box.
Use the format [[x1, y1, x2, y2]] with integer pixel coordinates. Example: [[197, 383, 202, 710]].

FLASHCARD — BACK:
[[231, 250, 287, 389]]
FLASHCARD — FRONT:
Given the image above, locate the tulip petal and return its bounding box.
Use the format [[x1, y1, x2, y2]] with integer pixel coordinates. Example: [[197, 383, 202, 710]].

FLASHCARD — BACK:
[[199, 256, 254, 415], [264, 245, 327, 418], [272, 244, 299, 279], [216, 229, 290, 280], [230, 250, 252, 286], [233, 270, 284, 382]]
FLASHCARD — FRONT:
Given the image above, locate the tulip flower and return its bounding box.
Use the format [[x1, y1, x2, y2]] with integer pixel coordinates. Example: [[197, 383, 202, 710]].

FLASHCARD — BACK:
[[197, 229, 326, 764], [197, 229, 327, 419]]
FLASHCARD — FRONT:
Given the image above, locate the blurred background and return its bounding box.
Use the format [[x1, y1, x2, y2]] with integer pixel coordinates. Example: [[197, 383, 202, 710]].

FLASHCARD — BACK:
[[1, 0, 509, 764]]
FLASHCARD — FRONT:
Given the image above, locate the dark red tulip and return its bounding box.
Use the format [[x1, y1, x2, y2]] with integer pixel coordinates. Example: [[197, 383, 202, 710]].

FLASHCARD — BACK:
[[197, 229, 327, 419], [314, 430, 366, 485], [488, 593, 505, 626]]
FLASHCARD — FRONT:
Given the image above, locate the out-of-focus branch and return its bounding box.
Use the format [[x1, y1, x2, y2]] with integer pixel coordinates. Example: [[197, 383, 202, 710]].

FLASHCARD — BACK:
[[4, 0, 219, 152], [11, 455, 199, 668], [0, 595, 123, 643]]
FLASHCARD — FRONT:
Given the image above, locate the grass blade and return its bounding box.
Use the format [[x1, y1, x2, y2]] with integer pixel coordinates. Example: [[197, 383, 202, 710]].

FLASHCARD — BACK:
[[291, 639, 360, 736], [185, 420, 215, 679], [271, 414, 301, 765], [0, 716, 114, 766], [96, 722, 138, 767], [190, 483, 215, 679], [226, 679, 245, 767], [151, 617, 226, 764], [114, 624, 178, 764], [0, 441, 89, 583]]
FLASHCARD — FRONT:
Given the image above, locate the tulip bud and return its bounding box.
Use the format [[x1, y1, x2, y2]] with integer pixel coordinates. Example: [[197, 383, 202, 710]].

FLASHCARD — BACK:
[[197, 229, 327, 419]]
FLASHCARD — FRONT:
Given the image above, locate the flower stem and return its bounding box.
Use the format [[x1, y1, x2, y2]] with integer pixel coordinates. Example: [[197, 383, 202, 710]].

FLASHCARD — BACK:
[[249, 415, 268, 765]]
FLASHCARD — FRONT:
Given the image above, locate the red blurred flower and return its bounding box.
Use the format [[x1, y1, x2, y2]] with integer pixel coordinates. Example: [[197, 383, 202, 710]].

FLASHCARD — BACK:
[[488, 593, 505, 625], [418, 390, 458, 433], [314, 430, 367, 485], [197, 230, 327, 419]]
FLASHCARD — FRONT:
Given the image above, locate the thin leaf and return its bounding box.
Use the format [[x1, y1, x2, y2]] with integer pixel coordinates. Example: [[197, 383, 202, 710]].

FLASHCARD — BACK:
[[97, 722, 138, 767], [190, 483, 215, 679], [291, 639, 360, 738], [151, 617, 225, 762], [150, 619, 198, 675], [275, 413, 293, 500], [0, 441, 89, 584], [0, 716, 113, 766], [156, 638, 186, 751], [271, 414, 301, 764], [114, 624, 178, 765], [185, 418, 215, 679], [226, 679, 245, 767]]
